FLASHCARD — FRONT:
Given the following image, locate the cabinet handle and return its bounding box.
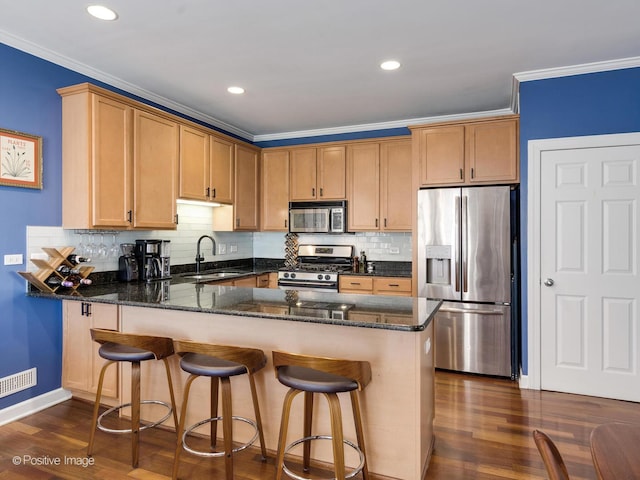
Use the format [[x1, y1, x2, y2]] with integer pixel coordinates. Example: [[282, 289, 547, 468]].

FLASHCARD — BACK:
[[81, 302, 92, 317], [375, 218, 378, 228], [388, 284, 400, 287], [174, 214, 179, 224], [351, 282, 361, 286], [236, 218, 240, 227], [284, 219, 288, 228], [206, 187, 210, 197], [312, 187, 315, 197], [459, 168, 463, 179], [384, 218, 387, 228], [320, 187, 323, 197], [212, 188, 216, 198], [127, 210, 132, 223]]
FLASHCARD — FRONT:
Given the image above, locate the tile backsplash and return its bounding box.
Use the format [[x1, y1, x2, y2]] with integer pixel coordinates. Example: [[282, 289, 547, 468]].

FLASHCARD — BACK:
[[26, 204, 412, 273]]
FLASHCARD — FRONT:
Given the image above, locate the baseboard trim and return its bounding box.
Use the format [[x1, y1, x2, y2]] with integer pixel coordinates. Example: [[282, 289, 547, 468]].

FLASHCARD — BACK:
[[519, 372, 534, 390], [0, 388, 72, 426]]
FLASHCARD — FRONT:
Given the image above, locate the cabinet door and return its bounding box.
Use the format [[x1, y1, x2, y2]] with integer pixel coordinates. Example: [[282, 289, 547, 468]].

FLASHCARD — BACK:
[[179, 125, 210, 201], [290, 148, 317, 200], [380, 140, 412, 231], [466, 119, 518, 184], [417, 126, 465, 186], [339, 276, 373, 294], [91, 94, 133, 228], [234, 144, 259, 230], [62, 301, 118, 398], [133, 110, 179, 229], [373, 277, 412, 296], [211, 137, 234, 204], [234, 275, 257, 287], [261, 150, 290, 231], [317, 146, 346, 199], [347, 143, 380, 231]]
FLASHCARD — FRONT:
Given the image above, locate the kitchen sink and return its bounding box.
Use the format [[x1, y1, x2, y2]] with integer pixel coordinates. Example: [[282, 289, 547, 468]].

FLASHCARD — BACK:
[[181, 271, 247, 281]]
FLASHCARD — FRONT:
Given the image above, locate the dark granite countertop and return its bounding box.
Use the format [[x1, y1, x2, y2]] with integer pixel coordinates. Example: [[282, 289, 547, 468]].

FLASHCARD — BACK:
[[29, 275, 439, 332]]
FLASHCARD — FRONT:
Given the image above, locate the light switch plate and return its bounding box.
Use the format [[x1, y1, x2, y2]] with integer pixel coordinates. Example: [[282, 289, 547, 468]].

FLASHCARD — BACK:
[[218, 244, 227, 255], [229, 244, 238, 253], [4, 254, 24, 265]]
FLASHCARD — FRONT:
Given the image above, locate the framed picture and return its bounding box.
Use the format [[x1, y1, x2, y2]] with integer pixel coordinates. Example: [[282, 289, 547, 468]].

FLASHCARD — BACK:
[[0, 128, 43, 189]]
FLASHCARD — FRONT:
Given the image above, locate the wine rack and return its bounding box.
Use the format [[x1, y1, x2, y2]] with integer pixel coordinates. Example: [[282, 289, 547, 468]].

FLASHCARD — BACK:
[[18, 247, 94, 294]]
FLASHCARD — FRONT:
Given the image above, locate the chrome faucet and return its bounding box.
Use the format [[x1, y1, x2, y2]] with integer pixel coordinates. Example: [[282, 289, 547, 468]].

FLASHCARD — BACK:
[[195, 235, 216, 274]]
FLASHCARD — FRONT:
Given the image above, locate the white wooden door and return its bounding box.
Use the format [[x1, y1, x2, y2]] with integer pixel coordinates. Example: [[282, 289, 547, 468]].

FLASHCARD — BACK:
[[540, 144, 640, 401]]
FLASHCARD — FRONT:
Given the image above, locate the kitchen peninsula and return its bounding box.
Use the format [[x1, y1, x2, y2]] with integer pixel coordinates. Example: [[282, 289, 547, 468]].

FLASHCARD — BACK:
[[32, 282, 440, 479]]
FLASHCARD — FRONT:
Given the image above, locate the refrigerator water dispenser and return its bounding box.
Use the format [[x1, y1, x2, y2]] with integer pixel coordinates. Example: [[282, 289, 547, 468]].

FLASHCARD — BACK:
[[425, 245, 451, 285]]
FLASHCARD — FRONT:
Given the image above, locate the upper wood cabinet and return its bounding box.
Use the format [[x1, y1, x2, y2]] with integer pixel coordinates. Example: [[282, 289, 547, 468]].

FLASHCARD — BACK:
[[412, 116, 519, 186], [261, 150, 290, 231], [179, 127, 234, 204], [290, 146, 346, 200], [233, 144, 260, 231], [58, 83, 179, 230], [347, 139, 412, 232]]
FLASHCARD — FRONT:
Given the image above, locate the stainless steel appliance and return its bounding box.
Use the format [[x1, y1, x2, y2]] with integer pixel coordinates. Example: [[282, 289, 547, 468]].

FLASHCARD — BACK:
[[135, 239, 163, 282], [289, 201, 347, 234], [117, 243, 139, 282], [159, 240, 171, 279], [277, 244, 353, 291], [417, 186, 514, 378]]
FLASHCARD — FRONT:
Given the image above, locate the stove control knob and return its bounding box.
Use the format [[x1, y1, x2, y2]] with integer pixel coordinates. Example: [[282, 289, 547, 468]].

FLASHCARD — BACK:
[[325, 274, 331, 280], [317, 274, 323, 280], [290, 273, 296, 279], [283, 272, 289, 278]]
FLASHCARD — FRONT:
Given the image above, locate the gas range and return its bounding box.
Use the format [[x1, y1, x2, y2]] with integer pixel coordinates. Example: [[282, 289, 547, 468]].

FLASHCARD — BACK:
[[277, 244, 353, 292]]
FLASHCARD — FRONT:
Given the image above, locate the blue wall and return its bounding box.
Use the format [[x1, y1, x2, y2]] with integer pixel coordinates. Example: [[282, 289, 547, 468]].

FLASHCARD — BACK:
[[519, 66, 640, 374]]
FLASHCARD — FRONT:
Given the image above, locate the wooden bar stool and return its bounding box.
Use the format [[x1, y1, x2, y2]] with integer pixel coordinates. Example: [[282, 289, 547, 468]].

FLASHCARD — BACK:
[[87, 328, 178, 468], [272, 351, 372, 480], [171, 340, 268, 480]]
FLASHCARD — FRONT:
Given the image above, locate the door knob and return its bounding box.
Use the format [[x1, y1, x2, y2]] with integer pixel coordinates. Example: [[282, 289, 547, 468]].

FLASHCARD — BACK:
[[543, 278, 554, 287]]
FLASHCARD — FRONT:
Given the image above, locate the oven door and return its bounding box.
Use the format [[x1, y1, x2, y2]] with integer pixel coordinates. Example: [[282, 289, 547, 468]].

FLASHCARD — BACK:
[[277, 279, 338, 292], [289, 208, 330, 233]]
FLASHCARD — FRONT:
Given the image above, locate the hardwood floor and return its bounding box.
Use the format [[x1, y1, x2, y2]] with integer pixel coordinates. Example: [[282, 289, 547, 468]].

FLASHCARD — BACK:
[[0, 371, 638, 479]]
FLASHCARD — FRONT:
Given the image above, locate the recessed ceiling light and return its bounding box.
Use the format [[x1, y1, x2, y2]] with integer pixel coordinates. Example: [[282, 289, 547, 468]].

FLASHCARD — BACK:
[[87, 5, 118, 21], [227, 86, 245, 95], [380, 60, 401, 71]]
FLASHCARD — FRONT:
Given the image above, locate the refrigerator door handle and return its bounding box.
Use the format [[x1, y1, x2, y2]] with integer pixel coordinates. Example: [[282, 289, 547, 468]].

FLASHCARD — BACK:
[[462, 195, 468, 293], [454, 195, 461, 292], [439, 306, 504, 316]]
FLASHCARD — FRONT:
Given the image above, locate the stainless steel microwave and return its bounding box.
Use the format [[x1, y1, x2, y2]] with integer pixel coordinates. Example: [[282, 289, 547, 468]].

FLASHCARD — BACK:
[[288, 201, 347, 233]]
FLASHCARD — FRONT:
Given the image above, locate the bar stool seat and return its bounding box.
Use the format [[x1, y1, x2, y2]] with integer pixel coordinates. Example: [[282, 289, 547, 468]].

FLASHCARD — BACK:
[[87, 329, 178, 469], [172, 340, 268, 480], [272, 351, 372, 480]]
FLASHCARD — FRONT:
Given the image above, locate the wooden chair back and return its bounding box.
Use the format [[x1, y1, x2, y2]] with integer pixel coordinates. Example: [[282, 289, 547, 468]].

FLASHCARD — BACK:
[[173, 340, 266, 374], [532, 429, 570, 480], [90, 328, 174, 360], [272, 351, 372, 391]]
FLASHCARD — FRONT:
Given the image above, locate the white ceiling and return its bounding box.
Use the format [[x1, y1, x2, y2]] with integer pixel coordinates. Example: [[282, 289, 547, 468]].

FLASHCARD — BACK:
[[1, 1, 640, 141]]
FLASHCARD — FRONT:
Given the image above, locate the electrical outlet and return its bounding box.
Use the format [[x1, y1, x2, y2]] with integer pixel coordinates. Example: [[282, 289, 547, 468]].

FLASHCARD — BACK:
[[389, 247, 400, 254], [4, 254, 23, 265], [218, 244, 227, 255], [229, 244, 238, 253]]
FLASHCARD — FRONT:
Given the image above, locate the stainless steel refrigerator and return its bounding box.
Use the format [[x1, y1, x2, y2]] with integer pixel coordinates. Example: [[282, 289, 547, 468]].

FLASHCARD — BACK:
[[417, 186, 515, 377]]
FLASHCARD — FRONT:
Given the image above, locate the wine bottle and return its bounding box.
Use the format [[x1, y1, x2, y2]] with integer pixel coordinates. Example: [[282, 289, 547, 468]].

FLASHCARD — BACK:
[[45, 275, 73, 288], [67, 254, 91, 265], [56, 265, 80, 275], [65, 274, 92, 286]]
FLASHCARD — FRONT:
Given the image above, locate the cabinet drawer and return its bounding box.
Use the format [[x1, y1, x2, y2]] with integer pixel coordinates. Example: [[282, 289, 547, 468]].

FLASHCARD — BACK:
[[373, 277, 412, 296], [339, 276, 373, 293]]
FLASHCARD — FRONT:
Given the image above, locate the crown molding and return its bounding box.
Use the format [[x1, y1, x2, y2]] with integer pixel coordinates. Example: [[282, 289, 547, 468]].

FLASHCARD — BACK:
[[0, 31, 254, 141], [253, 108, 515, 142], [513, 55, 640, 83]]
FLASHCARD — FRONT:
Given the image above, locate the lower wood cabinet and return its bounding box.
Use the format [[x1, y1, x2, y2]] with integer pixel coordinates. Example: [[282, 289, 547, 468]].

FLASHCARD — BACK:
[[62, 300, 119, 402], [338, 276, 412, 296]]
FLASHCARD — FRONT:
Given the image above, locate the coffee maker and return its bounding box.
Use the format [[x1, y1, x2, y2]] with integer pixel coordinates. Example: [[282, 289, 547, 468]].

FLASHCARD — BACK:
[[159, 240, 171, 279], [135, 239, 162, 282], [117, 243, 139, 282]]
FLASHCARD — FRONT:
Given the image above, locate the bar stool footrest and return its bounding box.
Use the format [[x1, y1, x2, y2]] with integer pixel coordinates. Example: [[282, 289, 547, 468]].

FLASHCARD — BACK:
[[282, 435, 365, 480], [97, 400, 173, 434], [182, 415, 259, 458]]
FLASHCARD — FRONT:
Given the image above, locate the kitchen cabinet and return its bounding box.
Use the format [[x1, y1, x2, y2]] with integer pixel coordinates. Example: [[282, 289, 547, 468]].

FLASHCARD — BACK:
[[261, 150, 290, 231], [62, 300, 119, 402], [339, 276, 412, 297], [179, 128, 234, 204], [412, 116, 519, 186], [256, 273, 271, 288], [233, 144, 260, 230], [347, 139, 412, 232], [290, 146, 346, 201], [58, 83, 179, 229], [205, 275, 257, 287]]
